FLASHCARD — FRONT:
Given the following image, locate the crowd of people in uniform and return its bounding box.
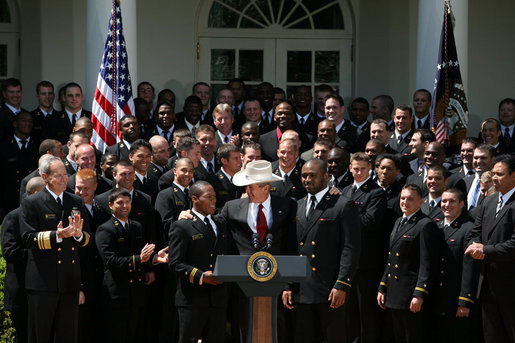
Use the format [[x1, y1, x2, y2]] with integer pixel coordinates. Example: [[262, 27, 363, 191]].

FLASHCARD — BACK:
[[1, 76, 514, 343]]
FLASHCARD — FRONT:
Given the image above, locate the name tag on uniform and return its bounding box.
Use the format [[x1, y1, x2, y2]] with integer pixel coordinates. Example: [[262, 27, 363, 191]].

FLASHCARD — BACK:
[[45, 214, 57, 219], [192, 234, 204, 240], [270, 187, 277, 192], [175, 201, 184, 206], [117, 238, 126, 243]]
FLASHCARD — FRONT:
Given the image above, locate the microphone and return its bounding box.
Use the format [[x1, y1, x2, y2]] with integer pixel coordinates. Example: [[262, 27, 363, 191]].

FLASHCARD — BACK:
[[264, 234, 273, 251], [252, 233, 260, 251]]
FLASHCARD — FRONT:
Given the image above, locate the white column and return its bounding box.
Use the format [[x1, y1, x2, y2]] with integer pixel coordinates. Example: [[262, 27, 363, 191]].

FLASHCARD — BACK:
[[415, 0, 468, 93], [85, 0, 138, 106]]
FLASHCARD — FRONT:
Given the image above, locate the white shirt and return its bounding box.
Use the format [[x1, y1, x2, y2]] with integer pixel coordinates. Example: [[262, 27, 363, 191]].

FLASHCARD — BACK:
[[185, 119, 200, 134], [278, 165, 295, 180], [247, 195, 272, 233], [157, 124, 175, 139], [353, 176, 370, 191], [4, 103, 21, 114], [192, 209, 218, 237], [220, 167, 233, 181], [65, 108, 83, 124], [46, 187, 83, 242], [14, 135, 31, 149], [501, 124, 514, 137], [428, 195, 442, 207], [135, 171, 148, 184], [415, 114, 429, 128], [200, 157, 216, 172], [122, 139, 132, 150], [39, 107, 54, 117], [498, 186, 515, 211], [217, 130, 233, 144], [305, 186, 329, 217], [335, 119, 345, 133], [113, 215, 127, 228], [395, 129, 411, 142]]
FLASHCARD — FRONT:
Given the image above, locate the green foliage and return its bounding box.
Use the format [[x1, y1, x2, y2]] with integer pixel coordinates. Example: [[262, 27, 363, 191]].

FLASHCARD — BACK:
[[0, 226, 16, 342]]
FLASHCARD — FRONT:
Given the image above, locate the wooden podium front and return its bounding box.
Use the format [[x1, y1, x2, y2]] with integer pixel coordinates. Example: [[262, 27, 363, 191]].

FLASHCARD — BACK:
[[214, 254, 308, 343]]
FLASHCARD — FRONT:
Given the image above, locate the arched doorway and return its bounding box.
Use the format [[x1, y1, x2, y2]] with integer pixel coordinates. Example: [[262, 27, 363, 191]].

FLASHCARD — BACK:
[[196, 0, 354, 98], [0, 0, 20, 84]]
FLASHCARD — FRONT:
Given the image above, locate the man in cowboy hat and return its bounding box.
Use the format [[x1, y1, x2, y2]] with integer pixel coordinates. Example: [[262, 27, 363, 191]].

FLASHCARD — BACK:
[[180, 160, 297, 341]]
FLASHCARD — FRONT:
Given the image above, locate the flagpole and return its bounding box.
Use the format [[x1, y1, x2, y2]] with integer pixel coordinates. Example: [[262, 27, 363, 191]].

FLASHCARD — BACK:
[[110, 0, 118, 137]]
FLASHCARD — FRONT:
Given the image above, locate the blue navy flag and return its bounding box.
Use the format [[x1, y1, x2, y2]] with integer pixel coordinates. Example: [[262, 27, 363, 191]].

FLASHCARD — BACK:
[[429, 0, 468, 147], [91, 0, 135, 152]]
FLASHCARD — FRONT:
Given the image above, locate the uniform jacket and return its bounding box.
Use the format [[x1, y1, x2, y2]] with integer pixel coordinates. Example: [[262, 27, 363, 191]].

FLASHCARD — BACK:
[[336, 120, 358, 152], [387, 130, 413, 155], [20, 188, 90, 292], [1, 207, 27, 311], [293, 192, 361, 303], [95, 217, 149, 305], [169, 214, 230, 308], [379, 209, 442, 310], [105, 140, 131, 161], [420, 196, 445, 223], [219, 195, 297, 256], [343, 178, 387, 270], [270, 160, 307, 201], [467, 191, 515, 298], [433, 215, 479, 315], [155, 184, 191, 241]]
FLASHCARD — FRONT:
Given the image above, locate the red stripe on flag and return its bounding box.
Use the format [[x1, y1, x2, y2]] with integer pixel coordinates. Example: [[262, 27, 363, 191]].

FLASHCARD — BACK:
[[94, 89, 114, 117], [92, 114, 116, 147]]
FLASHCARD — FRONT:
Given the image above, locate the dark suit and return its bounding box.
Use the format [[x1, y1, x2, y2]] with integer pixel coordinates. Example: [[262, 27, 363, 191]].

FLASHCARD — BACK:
[[406, 169, 429, 197], [1, 207, 28, 343], [388, 130, 413, 155], [95, 217, 150, 343], [294, 112, 320, 138], [292, 191, 361, 343], [145, 124, 175, 145], [421, 196, 445, 223], [353, 121, 371, 153], [31, 108, 58, 142], [77, 202, 105, 343], [336, 120, 358, 152], [432, 215, 480, 343], [155, 184, 191, 241], [19, 170, 40, 202], [134, 173, 159, 204], [0, 104, 22, 141], [259, 128, 312, 162], [50, 110, 92, 144], [20, 189, 90, 343], [169, 214, 230, 343], [378, 210, 442, 343], [66, 172, 112, 196], [147, 162, 168, 180], [467, 191, 515, 343], [270, 160, 307, 201], [211, 169, 243, 210], [105, 140, 132, 161], [0, 137, 38, 213], [219, 195, 297, 256], [343, 179, 387, 343], [64, 157, 78, 175], [95, 188, 158, 246]]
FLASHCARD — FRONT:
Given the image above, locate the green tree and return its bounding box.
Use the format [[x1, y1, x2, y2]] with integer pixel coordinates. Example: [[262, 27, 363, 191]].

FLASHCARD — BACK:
[[0, 226, 16, 342]]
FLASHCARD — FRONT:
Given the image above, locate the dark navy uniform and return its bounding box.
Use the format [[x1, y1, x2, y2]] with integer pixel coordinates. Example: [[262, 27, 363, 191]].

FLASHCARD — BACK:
[[1, 207, 28, 343], [378, 209, 443, 343], [105, 140, 131, 161], [387, 130, 413, 155], [20, 188, 90, 343], [432, 215, 480, 343], [95, 217, 151, 343], [211, 169, 244, 210], [270, 160, 307, 201], [169, 213, 230, 343], [292, 191, 361, 343], [421, 196, 445, 223]]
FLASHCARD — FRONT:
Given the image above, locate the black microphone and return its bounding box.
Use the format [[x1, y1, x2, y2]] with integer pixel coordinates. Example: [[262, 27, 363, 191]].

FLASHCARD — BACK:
[[252, 233, 260, 251], [264, 234, 273, 251]]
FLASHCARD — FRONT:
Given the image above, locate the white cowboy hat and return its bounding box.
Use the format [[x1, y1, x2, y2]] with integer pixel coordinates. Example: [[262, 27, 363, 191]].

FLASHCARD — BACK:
[[232, 160, 283, 186]]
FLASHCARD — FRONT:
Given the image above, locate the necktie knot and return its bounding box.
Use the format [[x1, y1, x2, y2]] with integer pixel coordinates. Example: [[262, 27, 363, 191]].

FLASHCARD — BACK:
[[401, 217, 408, 226], [162, 130, 169, 140], [443, 224, 450, 232], [56, 197, 62, 207], [352, 184, 358, 193], [300, 117, 305, 126], [224, 136, 229, 143], [429, 200, 436, 211], [20, 139, 27, 150], [256, 203, 267, 244], [496, 196, 504, 216], [417, 119, 423, 129]]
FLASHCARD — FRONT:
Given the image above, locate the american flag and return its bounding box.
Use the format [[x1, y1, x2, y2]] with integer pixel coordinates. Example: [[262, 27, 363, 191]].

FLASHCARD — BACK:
[[91, 0, 135, 152], [429, 0, 468, 147]]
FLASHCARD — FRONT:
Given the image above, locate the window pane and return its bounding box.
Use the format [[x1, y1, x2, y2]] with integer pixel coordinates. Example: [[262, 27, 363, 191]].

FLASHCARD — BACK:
[[239, 50, 263, 82], [0, 45, 7, 77], [287, 51, 311, 83], [240, 17, 263, 28], [208, 2, 238, 28], [243, 4, 267, 26], [315, 51, 339, 83], [0, 0, 11, 23], [211, 49, 235, 81], [283, 5, 309, 28], [312, 4, 344, 29]]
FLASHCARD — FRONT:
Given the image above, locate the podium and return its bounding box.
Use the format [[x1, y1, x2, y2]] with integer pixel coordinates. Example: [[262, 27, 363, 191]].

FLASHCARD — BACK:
[[214, 253, 309, 343]]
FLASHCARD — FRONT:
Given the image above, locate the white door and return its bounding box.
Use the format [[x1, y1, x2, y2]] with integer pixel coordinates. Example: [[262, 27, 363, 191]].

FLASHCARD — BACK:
[[197, 37, 351, 97], [275, 38, 351, 99], [198, 37, 277, 96]]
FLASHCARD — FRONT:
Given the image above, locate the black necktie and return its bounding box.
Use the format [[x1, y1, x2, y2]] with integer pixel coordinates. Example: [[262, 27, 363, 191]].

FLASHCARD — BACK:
[[397, 134, 403, 145], [234, 106, 239, 117], [307, 195, 316, 220], [284, 174, 289, 184], [352, 185, 358, 193], [263, 112, 270, 124], [184, 188, 189, 198], [504, 127, 511, 146], [207, 162, 214, 174], [417, 119, 423, 129], [400, 217, 408, 226], [123, 222, 129, 233], [224, 136, 229, 143], [467, 169, 475, 176], [142, 177, 147, 185], [443, 224, 450, 233], [162, 130, 169, 141], [71, 114, 77, 126], [300, 117, 305, 126], [56, 197, 62, 208], [429, 200, 435, 212], [204, 217, 217, 237], [19, 139, 27, 151]]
